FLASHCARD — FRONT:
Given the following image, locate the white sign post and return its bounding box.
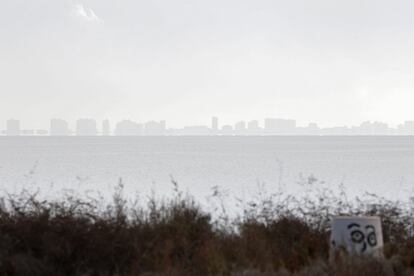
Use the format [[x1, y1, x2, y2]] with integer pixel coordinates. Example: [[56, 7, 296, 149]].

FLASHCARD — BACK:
[[330, 216, 384, 260]]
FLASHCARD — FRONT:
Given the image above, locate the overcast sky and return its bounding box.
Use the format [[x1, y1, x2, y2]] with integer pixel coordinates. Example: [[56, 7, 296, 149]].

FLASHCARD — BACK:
[[2, 0, 414, 129]]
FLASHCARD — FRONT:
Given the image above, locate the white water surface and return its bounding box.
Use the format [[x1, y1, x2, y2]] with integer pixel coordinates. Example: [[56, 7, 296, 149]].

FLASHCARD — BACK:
[[0, 136, 412, 204]]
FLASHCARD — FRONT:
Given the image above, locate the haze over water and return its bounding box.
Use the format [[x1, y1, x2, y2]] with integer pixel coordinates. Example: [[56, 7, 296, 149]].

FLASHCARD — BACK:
[[0, 136, 412, 204]]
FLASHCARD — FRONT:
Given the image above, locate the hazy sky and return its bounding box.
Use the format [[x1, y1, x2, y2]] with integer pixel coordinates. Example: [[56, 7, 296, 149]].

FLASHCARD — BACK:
[[2, 0, 414, 129]]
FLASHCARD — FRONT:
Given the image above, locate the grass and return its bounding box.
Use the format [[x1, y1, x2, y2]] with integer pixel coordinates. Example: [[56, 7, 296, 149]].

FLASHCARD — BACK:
[[0, 178, 414, 275]]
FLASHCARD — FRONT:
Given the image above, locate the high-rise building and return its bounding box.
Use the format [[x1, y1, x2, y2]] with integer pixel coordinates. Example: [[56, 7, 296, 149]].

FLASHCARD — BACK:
[[160, 120, 166, 131], [144, 121, 166, 135], [114, 120, 143, 136], [247, 120, 259, 130], [264, 118, 296, 134], [401, 121, 414, 135], [6, 119, 20, 136], [247, 120, 260, 134], [50, 119, 70, 136], [372, 121, 389, 135], [211, 117, 218, 132], [353, 121, 374, 135], [221, 125, 233, 135], [76, 119, 98, 136], [102, 120, 110, 136], [234, 121, 246, 134], [305, 123, 319, 135]]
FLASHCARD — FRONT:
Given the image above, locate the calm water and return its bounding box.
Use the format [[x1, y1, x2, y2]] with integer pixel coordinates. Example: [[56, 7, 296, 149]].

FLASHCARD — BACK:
[[0, 136, 413, 201]]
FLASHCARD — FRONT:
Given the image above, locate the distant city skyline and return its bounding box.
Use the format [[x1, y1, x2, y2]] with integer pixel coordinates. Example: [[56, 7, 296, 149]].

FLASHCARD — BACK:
[[4, 117, 414, 136], [3, 1, 414, 130]]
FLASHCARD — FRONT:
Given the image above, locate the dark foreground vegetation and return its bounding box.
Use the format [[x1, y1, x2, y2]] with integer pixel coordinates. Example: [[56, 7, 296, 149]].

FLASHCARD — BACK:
[[0, 180, 414, 276]]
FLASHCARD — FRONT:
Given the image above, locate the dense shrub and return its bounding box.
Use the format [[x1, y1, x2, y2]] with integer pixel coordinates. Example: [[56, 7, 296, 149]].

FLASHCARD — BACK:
[[0, 182, 413, 275]]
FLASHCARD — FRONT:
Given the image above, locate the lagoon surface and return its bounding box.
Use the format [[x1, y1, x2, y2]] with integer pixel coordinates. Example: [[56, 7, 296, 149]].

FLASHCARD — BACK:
[[0, 136, 413, 202]]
